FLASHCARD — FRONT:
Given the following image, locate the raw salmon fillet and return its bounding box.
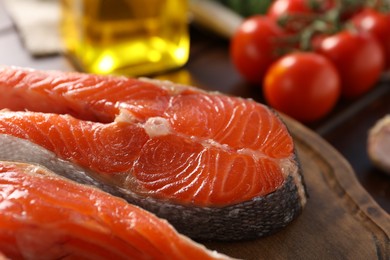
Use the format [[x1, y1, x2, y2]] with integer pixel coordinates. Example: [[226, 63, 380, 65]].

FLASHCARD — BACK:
[[0, 161, 231, 260], [0, 66, 307, 240]]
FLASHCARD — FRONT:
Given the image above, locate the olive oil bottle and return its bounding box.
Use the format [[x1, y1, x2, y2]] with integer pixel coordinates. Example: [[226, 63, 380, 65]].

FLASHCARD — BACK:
[[61, 0, 189, 76]]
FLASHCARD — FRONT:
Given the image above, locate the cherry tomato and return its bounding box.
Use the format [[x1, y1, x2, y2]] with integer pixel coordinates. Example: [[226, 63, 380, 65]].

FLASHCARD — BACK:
[[263, 52, 340, 122], [267, 0, 335, 32], [350, 8, 390, 69], [267, 0, 314, 18], [314, 30, 385, 98], [230, 16, 286, 83]]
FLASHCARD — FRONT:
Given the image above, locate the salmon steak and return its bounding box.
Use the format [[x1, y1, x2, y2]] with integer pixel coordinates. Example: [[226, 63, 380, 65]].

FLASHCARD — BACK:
[[0, 66, 307, 241], [0, 161, 232, 259]]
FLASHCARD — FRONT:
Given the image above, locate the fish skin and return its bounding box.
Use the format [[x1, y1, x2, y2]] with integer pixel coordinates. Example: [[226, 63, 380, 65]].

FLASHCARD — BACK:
[[0, 161, 233, 260], [0, 66, 308, 241]]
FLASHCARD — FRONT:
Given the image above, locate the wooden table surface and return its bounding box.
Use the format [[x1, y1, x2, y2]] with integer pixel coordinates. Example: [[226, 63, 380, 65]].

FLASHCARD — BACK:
[[0, 1, 389, 215]]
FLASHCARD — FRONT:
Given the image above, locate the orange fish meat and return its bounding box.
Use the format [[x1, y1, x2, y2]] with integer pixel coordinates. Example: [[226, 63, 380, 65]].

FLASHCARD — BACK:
[[0, 66, 307, 240], [0, 161, 232, 259]]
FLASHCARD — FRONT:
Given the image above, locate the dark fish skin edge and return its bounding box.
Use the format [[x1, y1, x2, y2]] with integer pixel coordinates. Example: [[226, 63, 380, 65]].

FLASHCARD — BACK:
[[133, 173, 305, 241], [276, 110, 310, 204]]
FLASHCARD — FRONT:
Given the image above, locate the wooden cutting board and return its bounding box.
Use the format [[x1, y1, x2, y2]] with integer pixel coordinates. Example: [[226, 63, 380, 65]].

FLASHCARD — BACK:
[[205, 117, 390, 260]]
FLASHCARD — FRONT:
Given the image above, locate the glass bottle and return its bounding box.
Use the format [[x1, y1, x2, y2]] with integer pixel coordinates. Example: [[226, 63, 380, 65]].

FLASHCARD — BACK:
[[61, 0, 189, 76]]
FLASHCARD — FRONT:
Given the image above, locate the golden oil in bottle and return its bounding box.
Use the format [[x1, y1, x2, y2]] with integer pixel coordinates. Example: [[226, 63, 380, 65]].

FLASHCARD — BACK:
[[61, 0, 189, 76]]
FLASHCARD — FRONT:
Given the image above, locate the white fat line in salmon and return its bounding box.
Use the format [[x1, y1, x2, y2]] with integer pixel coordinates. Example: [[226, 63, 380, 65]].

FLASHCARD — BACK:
[[116, 108, 292, 159], [139, 78, 204, 95]]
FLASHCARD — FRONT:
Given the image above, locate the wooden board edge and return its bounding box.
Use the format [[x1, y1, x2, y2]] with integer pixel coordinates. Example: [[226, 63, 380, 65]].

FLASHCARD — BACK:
[[284, 116, 390, 238]]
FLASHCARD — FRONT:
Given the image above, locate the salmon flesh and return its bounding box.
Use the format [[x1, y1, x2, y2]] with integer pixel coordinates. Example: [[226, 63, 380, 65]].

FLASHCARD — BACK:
[[0, 66, 307, 241], [0, 161, 232, 259]]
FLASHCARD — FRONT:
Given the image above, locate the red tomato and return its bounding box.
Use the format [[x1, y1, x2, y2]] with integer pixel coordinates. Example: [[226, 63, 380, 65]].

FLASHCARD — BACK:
[[263, 52, 341, 122], [314, 30, 385, 98], [230, 16, 286, 83], [267, 0, 314, 19], [350, 8, 390, 69], [267, 0, 335, 32]]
